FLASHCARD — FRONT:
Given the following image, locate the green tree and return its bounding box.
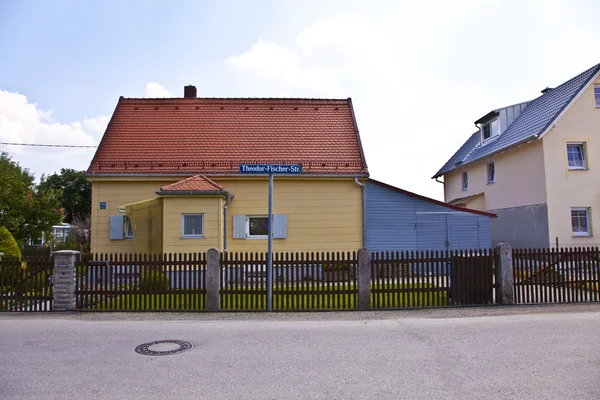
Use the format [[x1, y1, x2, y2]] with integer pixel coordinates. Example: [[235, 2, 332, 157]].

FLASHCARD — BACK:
[[0, 152, 62, 244], [0, 226, 22, 259], [39, 169, 91, 223]]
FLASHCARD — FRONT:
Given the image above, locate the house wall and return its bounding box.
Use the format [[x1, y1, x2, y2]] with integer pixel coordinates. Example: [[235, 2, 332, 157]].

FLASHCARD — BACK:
[[90, 176, 363, 254], [162, 196, 223, 253], [218, 177, 363, 252], [444, 139, 547, 211], [542, 74, 600, 246], [366, 181, 491, 251], [90, 178, 178, 254]]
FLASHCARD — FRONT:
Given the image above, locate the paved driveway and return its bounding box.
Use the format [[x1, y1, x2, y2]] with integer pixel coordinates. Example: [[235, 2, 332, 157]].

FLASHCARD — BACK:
[[1, 305, 599, 400]]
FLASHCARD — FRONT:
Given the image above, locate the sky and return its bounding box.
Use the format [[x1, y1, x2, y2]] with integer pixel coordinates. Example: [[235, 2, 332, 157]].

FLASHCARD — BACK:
[[1, 0, 599, 200]]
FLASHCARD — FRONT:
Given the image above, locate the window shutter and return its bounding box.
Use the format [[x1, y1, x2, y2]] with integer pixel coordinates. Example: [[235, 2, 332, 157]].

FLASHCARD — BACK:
[[109, 216, 124, 240], [233, 215, 246, 239], [273, 214, 287, 239]]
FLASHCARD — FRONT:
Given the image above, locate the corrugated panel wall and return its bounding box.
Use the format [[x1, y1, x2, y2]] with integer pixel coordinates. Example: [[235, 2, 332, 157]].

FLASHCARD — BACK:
[[366, 181, 491, 252]]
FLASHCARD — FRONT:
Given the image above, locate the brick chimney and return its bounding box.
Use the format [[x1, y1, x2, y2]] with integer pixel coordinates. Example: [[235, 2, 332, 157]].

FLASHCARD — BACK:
[[184, 85, 197, 98]]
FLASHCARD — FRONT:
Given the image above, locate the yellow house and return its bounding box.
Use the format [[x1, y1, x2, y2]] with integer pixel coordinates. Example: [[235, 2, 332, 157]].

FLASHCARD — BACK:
[[87, 87, 369, 254], [433, 63, 600, 248]]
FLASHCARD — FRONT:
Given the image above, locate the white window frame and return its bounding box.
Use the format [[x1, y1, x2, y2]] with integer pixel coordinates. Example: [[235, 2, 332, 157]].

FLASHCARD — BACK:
[[246, 215, 269, 239], [481, 118, 499, 143], [571, 207, 591, 237], [461, 171, 468, 191], [123, 216, 134, 239], [594, 85, 600, 108], [486, 161, 495, 184], [181, 214, 204, 238], [566, 142, 587, 170]]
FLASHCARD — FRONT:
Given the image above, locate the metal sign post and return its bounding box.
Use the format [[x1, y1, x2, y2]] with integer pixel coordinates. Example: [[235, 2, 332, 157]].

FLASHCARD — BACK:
[[239, 164, 302, 312], [267, 173, 273, 311]]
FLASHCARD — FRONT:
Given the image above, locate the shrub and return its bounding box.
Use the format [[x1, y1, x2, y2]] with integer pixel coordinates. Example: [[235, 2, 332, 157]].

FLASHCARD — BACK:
[[140, 271, 170, 293], [0, 227, 21, 259], [322, 263, 350, 272]]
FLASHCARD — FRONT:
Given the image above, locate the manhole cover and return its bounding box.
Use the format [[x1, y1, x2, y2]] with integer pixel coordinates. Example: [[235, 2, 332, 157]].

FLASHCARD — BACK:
[[135, 340, 192, 356]]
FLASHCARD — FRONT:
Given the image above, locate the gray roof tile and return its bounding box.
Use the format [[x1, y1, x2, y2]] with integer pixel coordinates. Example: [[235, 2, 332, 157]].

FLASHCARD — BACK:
[[433, 63, 600, 178]]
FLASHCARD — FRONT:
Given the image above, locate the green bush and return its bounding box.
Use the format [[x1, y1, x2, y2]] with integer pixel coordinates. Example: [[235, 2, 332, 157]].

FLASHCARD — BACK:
[[0, 227, 21, 259], [140, 271, 170, 293]]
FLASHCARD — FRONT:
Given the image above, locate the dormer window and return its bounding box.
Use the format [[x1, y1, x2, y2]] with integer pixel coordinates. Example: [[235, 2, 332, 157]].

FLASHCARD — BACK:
[[481, 119, 499, 142]]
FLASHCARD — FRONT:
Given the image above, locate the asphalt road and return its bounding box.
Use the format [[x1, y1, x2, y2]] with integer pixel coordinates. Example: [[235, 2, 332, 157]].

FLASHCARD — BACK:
[[1, 305, 600, 400]]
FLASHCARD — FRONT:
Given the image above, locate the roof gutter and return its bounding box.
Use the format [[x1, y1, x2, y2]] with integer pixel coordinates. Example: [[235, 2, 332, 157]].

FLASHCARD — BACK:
[[354, 177, 367, 248], [223, 194, 232, 253]]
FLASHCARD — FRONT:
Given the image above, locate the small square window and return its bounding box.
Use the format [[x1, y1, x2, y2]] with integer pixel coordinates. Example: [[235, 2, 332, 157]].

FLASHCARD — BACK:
[[571, 208, 591, 236], [481, 119, 499, 142], [594, 85, 600, 108], [247, 216, 269, 238], [182, 214, 204, 237], [566, 143, 587, 170], [461, 171, 468, 191], [487, 162, 495, 184], [123, 216, 134, 239]]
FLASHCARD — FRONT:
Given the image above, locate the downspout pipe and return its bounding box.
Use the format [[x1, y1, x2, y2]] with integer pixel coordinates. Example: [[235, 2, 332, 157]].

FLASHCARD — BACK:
[[223, 194, 231, 252], [354, 177, 367, 248]]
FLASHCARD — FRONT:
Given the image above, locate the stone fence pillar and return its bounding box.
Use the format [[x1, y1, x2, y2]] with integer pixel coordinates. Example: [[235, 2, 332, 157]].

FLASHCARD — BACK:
[[206, 248, 220, 311], [53, 250, 80, 311], [357, 248, 371, 310], [495, 243, 514, 305]]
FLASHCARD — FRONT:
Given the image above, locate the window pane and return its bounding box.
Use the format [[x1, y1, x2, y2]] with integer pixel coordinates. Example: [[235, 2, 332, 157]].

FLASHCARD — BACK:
[[249, 217, 269, 236], [184, 215, 203, 236], [488, 163, 495, 182], [595, 87, 600, 107], [567, 144, 585, 168], [571, 209, 589, 233], [124, 217, 133, 237], [483, 124, 491, 139]]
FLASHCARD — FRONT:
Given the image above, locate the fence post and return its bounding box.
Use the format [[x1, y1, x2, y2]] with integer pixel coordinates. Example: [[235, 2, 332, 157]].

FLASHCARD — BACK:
[[206, 248, 220, 311], [357, 248, 371, 310], [495, 243, 514, 305], [53, 250, 80, 311]]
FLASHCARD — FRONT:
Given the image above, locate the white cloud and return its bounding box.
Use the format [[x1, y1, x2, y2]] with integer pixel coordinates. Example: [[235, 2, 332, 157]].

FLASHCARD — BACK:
[[0, 90, 108, 179], [145, 82, 172, 98], [225, 5, 600, 200]]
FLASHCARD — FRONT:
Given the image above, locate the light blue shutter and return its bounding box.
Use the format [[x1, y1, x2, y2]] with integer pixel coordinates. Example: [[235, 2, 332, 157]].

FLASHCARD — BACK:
[[273, 215, 287, 239], [109, 216, 124, 240], [233, 215, 246, 239]]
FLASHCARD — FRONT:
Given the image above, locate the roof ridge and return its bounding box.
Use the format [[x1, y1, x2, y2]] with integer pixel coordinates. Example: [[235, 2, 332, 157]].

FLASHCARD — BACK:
[[120, 97, 351, 102]]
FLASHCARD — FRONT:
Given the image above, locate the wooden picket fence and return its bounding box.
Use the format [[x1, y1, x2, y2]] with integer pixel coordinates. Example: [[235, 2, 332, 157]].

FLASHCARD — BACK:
[[370, 249, 495, 309], [513, 247, 600, 304], [75, 253, 207, 311], [220, 251, 358, 311], [0, 255, 53, 312]]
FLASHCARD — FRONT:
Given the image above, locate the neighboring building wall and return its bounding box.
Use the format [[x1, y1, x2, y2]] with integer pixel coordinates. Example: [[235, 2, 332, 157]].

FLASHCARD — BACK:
[[444, 139, 547, 211], [162, 196, 223, 253], [489, 204, 549, 248], [218, 177, 363, 252], [542, 75, 600, 246], [366, 182, 491, 251], [90, 178, 178, 253]]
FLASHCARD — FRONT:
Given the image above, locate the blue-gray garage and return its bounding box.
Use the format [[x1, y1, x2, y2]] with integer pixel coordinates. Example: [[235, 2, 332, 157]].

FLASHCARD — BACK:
[[366, 179, 496, 252]]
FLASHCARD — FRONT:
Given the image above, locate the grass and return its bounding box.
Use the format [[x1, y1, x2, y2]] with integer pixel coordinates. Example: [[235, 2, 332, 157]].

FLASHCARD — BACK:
[[90, 283, 447, 311]]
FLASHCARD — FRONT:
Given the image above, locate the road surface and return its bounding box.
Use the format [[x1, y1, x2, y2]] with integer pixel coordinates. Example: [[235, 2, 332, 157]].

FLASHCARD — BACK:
[[1, 304, 599, 399]]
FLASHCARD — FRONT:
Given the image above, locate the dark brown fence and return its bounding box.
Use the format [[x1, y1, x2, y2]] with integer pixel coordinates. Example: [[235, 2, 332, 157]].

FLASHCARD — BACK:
[[220, 251, 358, 311], [370, 249, 495, 309], [76, 253, 207, 311], [513, 247, 600, 304], [0, 256, 53, 312]]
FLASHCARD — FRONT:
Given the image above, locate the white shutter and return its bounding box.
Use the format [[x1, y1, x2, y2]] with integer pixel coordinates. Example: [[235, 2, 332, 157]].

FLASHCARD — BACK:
[[273, 215, 287, 239], [109, 216, 124, 240], [233, 215, 246, 239]]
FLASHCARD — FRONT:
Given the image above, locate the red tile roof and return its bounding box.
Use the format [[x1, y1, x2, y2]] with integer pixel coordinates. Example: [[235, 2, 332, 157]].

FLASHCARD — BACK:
[[87, 97, 368, 176], [158, 175, 228, 194]]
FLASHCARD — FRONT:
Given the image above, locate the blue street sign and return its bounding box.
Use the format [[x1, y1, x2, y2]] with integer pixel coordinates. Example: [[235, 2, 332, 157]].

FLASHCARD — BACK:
[[239, 164, 302, 174], [100, 202, 106, 209]]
